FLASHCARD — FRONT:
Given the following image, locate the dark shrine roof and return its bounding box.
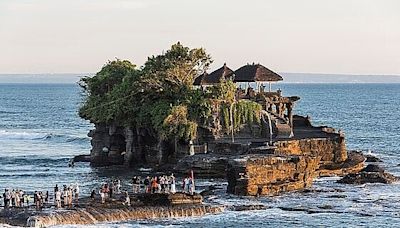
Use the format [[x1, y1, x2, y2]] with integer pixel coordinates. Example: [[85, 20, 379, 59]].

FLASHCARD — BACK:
[[193, 72, 206, 86], [193, 63, 234, 85], [233, 64, 283, 82]]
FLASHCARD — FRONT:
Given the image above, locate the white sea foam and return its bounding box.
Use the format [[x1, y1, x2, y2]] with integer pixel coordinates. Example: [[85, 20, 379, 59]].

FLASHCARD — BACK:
[[0, 130, 46, 140]]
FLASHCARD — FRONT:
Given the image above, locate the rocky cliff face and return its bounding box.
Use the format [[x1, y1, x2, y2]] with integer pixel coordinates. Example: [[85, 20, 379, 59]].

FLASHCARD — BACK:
[[88, 123, 190, 167], [227, 154, 321, 196], [274, 136, 347, 164]]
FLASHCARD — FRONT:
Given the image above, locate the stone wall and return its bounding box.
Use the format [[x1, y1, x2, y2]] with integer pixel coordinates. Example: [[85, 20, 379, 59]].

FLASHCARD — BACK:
[[227, 154, 321, 196], [274, 136, 347, 163]]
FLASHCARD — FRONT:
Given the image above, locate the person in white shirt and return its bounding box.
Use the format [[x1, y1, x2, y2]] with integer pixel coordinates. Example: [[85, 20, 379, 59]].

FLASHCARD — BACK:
[[55, 191, 62, 208], [170, 174, 176, 194], [74, 183, 80, 203]]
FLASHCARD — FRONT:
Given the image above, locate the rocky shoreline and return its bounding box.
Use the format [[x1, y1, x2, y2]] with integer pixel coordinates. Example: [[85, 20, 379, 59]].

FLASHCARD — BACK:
[[0, 193, 224, 227]]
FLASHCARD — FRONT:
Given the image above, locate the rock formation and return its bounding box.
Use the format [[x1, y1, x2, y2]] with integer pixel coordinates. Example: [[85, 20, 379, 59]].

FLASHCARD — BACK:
[[338, 164, 398, 184], [227, 154, 320, 196]]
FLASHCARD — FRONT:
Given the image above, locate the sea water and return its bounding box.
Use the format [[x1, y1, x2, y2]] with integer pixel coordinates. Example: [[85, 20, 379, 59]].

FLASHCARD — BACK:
[[1, 83, 400, 227]]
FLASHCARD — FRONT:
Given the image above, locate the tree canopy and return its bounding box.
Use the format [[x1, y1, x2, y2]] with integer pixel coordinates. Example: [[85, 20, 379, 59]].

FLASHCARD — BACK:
[[79, 42, 262, 142]]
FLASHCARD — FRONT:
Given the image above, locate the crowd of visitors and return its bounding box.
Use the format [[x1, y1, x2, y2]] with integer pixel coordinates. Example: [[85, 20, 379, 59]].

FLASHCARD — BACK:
[[131, 174, 178, 194], [1, 189, 28, 208], [1, 173, 195, 208], [1, 183, 79, 210]]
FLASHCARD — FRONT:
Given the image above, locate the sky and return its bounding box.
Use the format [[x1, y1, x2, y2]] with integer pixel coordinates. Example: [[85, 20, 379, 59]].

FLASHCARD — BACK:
[[0, 0, 399, 76]]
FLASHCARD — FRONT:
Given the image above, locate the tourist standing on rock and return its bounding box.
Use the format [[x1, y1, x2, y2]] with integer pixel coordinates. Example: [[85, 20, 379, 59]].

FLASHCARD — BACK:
[[55, 190, 62, 208], [24, 193, 30, 207], [20, 190, 25, 207], [160, 176, 165, 193], [188, 177, 194, 195], [151, 177, 158, 194], [45, 191, 49, 204], [123, 191, 130, 206], [74, 183, 80, 203], [40, 192, 44, 207], [109, 182, 113, 199], [90, 190, 95, 201], [35, 191, 41, 210], [144, 177, 150, 193], [15, 190, 20, 207], [62, 186, 68, 207], [33, 191, 37, 207], [99, 186, 105, 204], [116, 180, 121, 194], [11, 189, 16, 207], [3, 189, 10, 208], [54, 184, 59, 204], [132, 176, 137, 193], [183, 177, 189, 193], [68, 187, 73, 208], [132, 176, 140, 193], [170, 174, 176, 194]]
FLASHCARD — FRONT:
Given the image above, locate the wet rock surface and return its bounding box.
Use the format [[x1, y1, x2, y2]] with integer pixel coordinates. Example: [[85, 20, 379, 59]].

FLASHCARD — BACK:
[[365, 154, 383, 162], [230, 204, 268, 211], [0, 193, 223, 227], [338, 164, 399, 184], [317, 151, 365, 177]]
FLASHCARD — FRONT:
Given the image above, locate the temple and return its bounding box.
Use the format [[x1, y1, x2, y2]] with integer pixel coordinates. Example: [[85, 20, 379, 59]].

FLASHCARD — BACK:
[[86, 63, 365, 196]]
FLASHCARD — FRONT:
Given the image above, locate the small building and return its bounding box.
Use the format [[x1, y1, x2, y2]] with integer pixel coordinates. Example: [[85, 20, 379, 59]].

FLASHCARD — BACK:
[[193, 63, 234, 89], [234, 63, 283, 92]]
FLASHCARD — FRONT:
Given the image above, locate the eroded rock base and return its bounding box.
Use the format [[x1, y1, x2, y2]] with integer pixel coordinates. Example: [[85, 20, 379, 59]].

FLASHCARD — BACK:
[[227, 154, 321, 196]]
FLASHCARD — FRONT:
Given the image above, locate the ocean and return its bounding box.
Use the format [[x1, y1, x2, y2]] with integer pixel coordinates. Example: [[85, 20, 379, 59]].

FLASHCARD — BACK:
[[1, 83, 400, 227]]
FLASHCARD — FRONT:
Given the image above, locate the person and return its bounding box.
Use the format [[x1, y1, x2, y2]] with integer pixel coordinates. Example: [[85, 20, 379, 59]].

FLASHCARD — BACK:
[[45, 191, 49, 204], [54, 184, 58, 203], [188, 177, 194, 195], [55, 190, 62, 208], [11, 189, 16, 207], [104, 183, 110, 200], [109, 182, 113, 199], [116, 180, 121, 194], [25, 194, 30, 207], [132, 176, 140, 194], [35, 191, 41, 210], [90, 190, 96, 201], [3, 189, 10, 208], [39, 192, 44, 207], [99, 187, 105, 204], [63, 187, 68, 207], [151, 177, 158, 194], [2, 189, 6, 208], [68, 159, 75, 167], [144, 177, 150, 193], [20, 190, 25, 206], [170, 174, 176, 194], [15, 190, 20, 207], [67, 187, 73, 208], [123, 191, 130, 206], [160, 176, 165, 193], [183, 177, 189, 193], [74, 183, 80, 203], [157, 176, 162, 193]]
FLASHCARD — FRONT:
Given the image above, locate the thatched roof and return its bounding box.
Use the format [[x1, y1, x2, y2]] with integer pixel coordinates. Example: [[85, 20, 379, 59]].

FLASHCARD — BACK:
[[193, 63, 234, 85], [233, 64, 283, 82], [193, 72, 206, 86]]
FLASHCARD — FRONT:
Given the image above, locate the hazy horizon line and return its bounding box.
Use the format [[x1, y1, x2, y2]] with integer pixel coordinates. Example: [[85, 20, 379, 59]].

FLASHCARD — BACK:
[[1, 72, 400, 77]]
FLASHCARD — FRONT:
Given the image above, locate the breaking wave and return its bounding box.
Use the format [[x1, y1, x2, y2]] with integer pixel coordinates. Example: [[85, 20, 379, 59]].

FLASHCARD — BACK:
[[0, 130, 89, 143], [0, 130, 46, 140]]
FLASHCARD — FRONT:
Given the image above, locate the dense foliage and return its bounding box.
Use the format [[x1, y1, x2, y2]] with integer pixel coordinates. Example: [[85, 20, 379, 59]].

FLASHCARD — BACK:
[[79, 42, 263, 142]]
